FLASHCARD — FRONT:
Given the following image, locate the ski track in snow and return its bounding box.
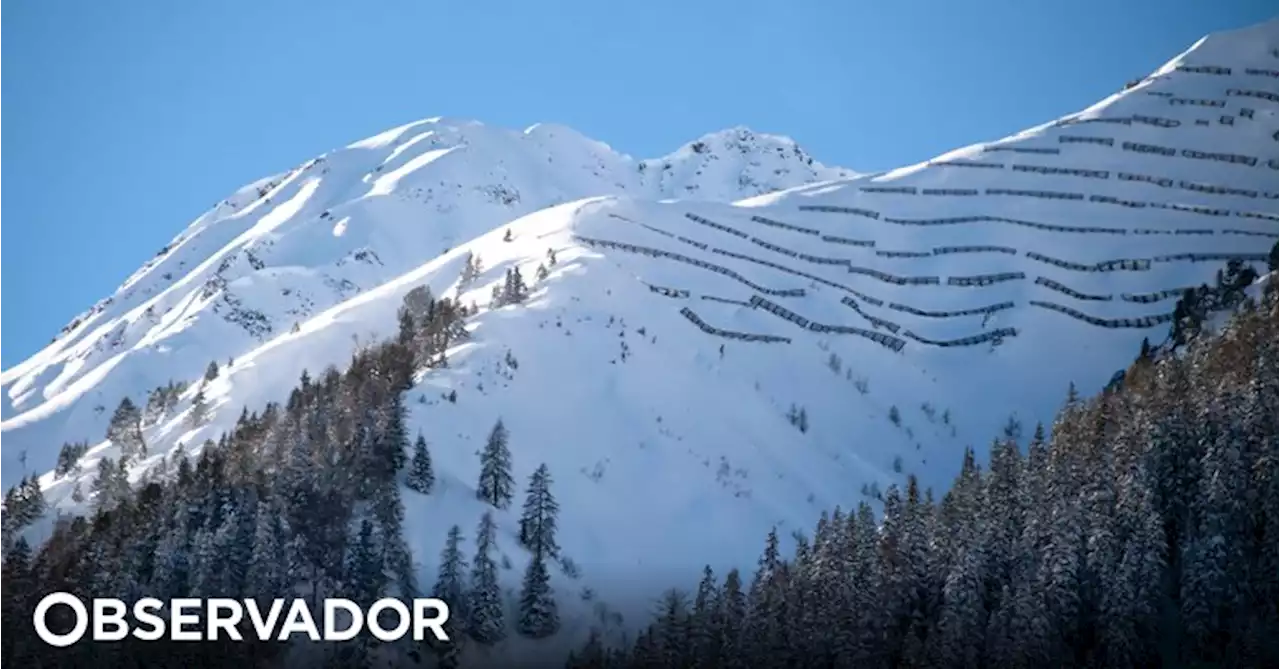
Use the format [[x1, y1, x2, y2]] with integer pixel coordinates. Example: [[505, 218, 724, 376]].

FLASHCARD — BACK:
[[2, 18, 1277, 655]]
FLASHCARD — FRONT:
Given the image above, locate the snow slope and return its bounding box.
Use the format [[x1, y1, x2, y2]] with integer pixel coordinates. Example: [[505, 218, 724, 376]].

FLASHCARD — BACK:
[[3, 17, 1278, 657]]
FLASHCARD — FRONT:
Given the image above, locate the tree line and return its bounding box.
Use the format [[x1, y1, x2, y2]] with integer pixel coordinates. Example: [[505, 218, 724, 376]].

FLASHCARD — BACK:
[[579, 277, 1277, 669]]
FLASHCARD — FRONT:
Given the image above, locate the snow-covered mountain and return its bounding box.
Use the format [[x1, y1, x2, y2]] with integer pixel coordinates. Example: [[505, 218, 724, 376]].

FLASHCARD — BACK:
[[3, 17, 1277, 657]]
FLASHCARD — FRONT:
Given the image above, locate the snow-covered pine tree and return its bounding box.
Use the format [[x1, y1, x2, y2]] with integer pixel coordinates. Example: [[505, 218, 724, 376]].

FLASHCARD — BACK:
[[535, 263, 549, 281], [467, 512, 506, 645], [106, 397, 146, 460], [345, 518, 384, 610], [516, 551, 559, 638], [691, 564, 721, 668], [406, 434, 435, 494], [435, 525, 469, 627], [188, 388, 209, 429], [518, 463, 559, 557], [204, 360, 220, 383], [246, 501, 289, 601], [476, 419, 514, 509]]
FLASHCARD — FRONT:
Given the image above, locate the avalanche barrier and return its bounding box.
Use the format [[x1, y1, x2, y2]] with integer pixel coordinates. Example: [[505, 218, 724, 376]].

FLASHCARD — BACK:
[[886, 300, 1016, 318], [749, 295, 906, 351], [839, 296, 901, 333], [900, 327, 1019, 348], [1034, 276, 1113, 301], [1030, 300, 1174, 329], [947, 272, 1026, 287], [572, 235, 805, 297], [678, 307, 791, 344]]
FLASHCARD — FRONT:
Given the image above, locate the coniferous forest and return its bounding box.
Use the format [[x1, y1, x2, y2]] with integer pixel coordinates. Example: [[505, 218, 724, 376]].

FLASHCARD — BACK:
[[1, 262, 1276, 668], [574, 279, 1279, 669]]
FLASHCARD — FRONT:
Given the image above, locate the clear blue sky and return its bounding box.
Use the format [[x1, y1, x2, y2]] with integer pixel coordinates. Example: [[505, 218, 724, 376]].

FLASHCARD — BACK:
[[3, 0, 1274, 368]]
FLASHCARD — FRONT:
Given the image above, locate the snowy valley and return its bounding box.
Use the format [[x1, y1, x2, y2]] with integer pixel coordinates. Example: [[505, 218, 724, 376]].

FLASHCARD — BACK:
[[2, 18, 1278, 665]]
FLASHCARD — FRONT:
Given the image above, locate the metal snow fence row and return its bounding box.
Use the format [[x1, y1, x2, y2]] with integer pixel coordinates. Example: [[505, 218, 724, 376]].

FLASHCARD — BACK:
[[901, 327, 1019, 348], [1148, 202, 1232, 217], [1130, 114, 1182, 128], [848, 265, 941, 286], [1244, 68, 1279, 77], [1034, 276, 1114, 302], [886, 300, 1016, 318], [1152, 252, 1271, 264], [930, 160, 1006, 169], [1118, 172, 1174, 188], [798, 205, 882, 219], [807, 321, 906, 352], [755, 293, 908, 353], [639, 222, 676, 238], [1057, 116, 1132, 126], [882, 214, 1120, 234], [1030, 300, 1174, 329], [1090, 194, 1149, 209], [641, 221, 711, 250], [839, 296, 902, 333], [649, 284, 690, 299], [948, 272, 1026, 287], [684, 213, 749, 239], [1178, 180, 1259, 198], [678, 307, 791, 344], [1026, 251, 1151, 272], [572, 235, 803, 297], [1176, 65, 1232, 75], [1121, 288, 1190, 304], [875, 249, 934, 259], [1179, 148, 1258, 166], [797, 251, 854, 266], [1221, 228, 1279, 238], [709, 247, 881, 304], [1226, 88, 1279, 103], [748, 215, 821, 236], [860, 186, 919, 194], [983, 145, 1062, 154], [1169, 98, 1226, 108], [1122, 141, 1178, 157], [821, 234, 876, 247], [932, 245, 1018, 255], [1136, 228, 1223, 235], [921, 188, 981, 196], [1236, 211, 1280, 222], [985, 187, 1086, 201], [1012, 164, 1111, 179], [1059, 135, 1115, 146], [748, 295, 811, 329], [700, 295, 753, 307], [751, 237, 800, 258]]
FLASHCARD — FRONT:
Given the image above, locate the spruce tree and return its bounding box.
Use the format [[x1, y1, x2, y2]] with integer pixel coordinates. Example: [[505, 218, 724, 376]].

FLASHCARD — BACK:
[[518, 463, 559, 557], [435, 525, 469, 625], [406, 434, 435, 494], [345, 519, 384, 609], [204, 360, 220, 382], [189, 388, 209, 428], [517, 551, 559, 638], [107, 397, 146, 459], [476, 419, 514, 509], [467, 512, 505, 644]]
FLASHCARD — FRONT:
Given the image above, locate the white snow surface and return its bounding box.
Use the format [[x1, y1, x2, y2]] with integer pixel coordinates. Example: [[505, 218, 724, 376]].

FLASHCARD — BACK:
[[3, 18, 1278, 657]]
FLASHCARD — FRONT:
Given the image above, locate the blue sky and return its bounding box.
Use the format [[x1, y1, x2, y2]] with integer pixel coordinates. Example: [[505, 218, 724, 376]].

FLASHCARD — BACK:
[[2, 0, 1274, 368]]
